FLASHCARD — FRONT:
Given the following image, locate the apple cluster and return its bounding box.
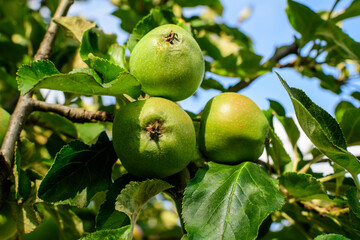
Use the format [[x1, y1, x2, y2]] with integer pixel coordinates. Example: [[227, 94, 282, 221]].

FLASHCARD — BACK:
[[112, 24, 269, 179]]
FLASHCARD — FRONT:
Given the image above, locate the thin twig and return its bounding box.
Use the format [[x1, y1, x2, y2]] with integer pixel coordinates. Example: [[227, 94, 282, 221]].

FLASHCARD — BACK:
[[31, 99, 114, 123], [298, 154, 324, 174], [0, 0, 74, 203], [319, 171, 347, 183], [328, 0, 341, 20], [227, 41, 299, 92]]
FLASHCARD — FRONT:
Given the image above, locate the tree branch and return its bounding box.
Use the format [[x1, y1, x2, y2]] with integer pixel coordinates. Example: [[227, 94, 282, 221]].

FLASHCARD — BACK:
[[0, 0, 74, 201], [31, 99, 114, 123], [227, 41, 299, 92]]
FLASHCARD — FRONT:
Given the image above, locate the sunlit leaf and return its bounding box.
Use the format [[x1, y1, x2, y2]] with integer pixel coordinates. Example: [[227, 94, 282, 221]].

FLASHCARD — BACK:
[[183, 162, 284, 240]]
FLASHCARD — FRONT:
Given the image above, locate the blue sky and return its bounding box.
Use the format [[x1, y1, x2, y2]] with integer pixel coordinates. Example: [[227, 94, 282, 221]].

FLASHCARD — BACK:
[[68, 0, 360, 115]]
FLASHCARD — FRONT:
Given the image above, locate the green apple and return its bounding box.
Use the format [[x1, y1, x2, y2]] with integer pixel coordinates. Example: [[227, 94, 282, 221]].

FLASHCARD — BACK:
[[129, 24, 204, 101], [0, 107, 10, 146], [112, 97, 196, 178], [199, 92, 269, 164], [0, 203, 17, 240]]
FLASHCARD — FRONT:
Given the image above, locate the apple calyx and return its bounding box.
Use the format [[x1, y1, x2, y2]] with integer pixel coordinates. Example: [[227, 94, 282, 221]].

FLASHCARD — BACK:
[[164, 30, 179, 45], [146, 120, 163, 141]]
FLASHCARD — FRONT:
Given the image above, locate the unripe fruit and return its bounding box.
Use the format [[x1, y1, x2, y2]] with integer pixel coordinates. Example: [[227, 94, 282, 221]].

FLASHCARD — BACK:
[[0, 107, 10, 146], [112, 97, 196, 178], [199, 93, 269, 164], [129, 24, 204, 101]]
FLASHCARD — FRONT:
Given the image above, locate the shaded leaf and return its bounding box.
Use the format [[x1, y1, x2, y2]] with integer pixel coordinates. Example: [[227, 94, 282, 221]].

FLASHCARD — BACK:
[[11, 203, 43, 234], [347, 187, 360, 219], [334, 101, 356, 123], [351, 91, 360, 102], [53, 16, 96, 43], [269, 99, 286, 116], [183, 162, 284, 240], [29, 111, 78, 138], [38, 132, 117, 207], [200, 78, 226, 92], [74, 122, 105, 144], [96, 175, 135, 230], [265, 127, 292, 174], [277, 73, 360, 181], [280, 172, 329, 201], [79, 225, 131, 240], [268, 99, 300, 147], [115, 179, 173, 228], [13, 149, 31, 201], [44, 204, 84, 240], [333, 0, 360, 22], [314, 233, 350, 240], [174, 0, 223, 14], [339, 108, 360, 146]]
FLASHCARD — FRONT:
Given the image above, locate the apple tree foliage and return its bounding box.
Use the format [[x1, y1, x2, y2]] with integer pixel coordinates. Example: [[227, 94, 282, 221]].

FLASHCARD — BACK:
[[0, 0, 360, 239]]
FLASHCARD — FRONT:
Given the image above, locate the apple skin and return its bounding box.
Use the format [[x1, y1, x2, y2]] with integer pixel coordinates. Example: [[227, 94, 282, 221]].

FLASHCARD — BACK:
[[0, 203, 17, 240], [0, 107, 10, 146], [112, 97, 196, 178], [129, 24, 204, 101], [199, 92, 269, 164]]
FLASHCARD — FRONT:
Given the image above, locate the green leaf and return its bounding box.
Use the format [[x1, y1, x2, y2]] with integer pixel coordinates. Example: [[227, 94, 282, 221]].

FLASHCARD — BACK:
[[16, 60, 60, 94], [183, 162, 284, 240], [44, 204, 84, 239], [347, 187, 360, 219], [80, 27, 117, 62], [339, 108, 360, 146], [53, 16, 96, 43], [279, 116, 300, 147], [316, 21, 360, 62], [268, 99, 300, 147], [11, 203, 43, 234], [127, 8, 178, 52], [115, 179, 173, 227], [29, 112, 78, 138], [79, 225, 131, 240], [13, 149, 31, 201], [333, 0, 360, 22], [269, 99, 286, 116], [96, 175, 135, 230], [287, 0, 360, 62], [38, 132, 118, 207], [75, 122, 106, 144], [279, 172, 329, 201], [107, 44, 127, 69], [314, 233, 350, 240], [351, 91, 360, 101], [16, 61, 141, 98], [286, 0, 323, 44], [174, 0, 223, 14], [298, 65, 341, 94], [334, 101, 356, 122], [265, 127, 292, 174], [200, 78, 226, 92], [80, 27, 130, 81], [277, 73, 360, 181]]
